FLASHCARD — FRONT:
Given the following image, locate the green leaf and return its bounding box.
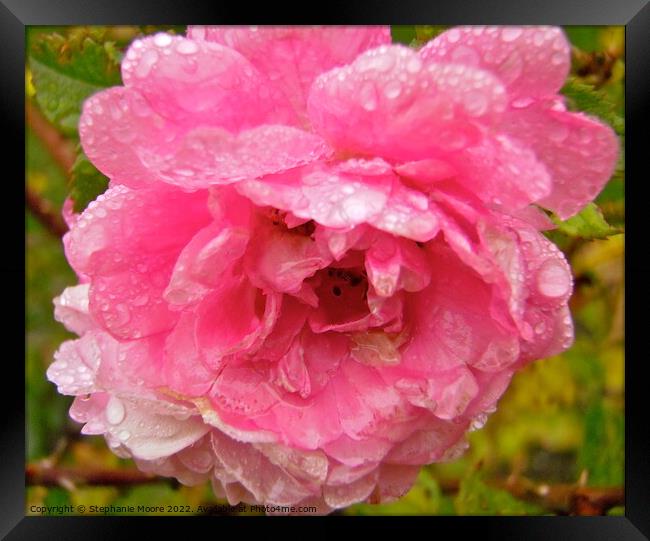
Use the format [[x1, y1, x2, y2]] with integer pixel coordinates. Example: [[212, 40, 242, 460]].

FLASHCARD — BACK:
[[455, 468, 545, 515], [69, 151, 110, 213], [44, 487, 72, 510], [550, 203, 622, 240], [414, 26, 450, 45], [560, 78, 624, 136], [391, 25, 417, 45], [563, 26, 602, 52], [577, 402, 624, 486], [29, 29, 122, 136]]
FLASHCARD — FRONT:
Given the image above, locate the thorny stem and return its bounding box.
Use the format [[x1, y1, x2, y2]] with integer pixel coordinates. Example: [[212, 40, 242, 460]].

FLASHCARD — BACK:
[[26, 463, 157, 488], [26, 101, 74, 237], [26, 185, 68, 238], [490, 473, 624, 516], [26, 462, 623, 515], [26, 101, 76, 173]]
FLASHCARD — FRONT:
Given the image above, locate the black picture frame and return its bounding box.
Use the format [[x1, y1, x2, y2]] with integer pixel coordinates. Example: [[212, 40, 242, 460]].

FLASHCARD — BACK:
[[7, 0, 648, 538]]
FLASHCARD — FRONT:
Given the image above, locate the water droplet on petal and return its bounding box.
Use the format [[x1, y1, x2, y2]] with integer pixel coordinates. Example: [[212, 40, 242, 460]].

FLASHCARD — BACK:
[[406, 57, 422, 73], [177, 40, 199, 55], [501, 27, 523, 42], [537, 260, 571, 298], [548, 122, 569, 142], [154, 33, 173, 47], [135, 49, 159, 78], [106, 396, 126, 425], [384, 80, 402, 99], [551, 52, 565, 65], [360, 82, 378, 111], [447, 29, 461, 43]]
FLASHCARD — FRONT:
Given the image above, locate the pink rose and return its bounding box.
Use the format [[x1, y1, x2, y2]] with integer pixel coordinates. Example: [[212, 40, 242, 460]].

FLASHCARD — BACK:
[[48, 26, 618, 513]]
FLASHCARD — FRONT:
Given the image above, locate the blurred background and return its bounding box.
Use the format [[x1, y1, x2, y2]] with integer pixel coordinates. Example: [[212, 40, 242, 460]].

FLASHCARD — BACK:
[[26, 25, 624, 515]]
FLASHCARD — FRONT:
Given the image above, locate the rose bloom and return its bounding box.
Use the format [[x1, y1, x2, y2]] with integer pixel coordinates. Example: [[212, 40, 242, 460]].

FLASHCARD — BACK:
[[48, 26, 617, 513]]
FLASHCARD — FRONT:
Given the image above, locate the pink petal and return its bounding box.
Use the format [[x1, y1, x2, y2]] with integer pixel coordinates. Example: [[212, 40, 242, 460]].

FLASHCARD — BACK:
[[301, 330, 348, 396], [308, 45, 507, 161], [394, 367, 479, 420], [326, 458, 379, 484], [244, 223, 331, 295], [188, 26, 391, 122], [237, 162, 440, 242], [364, 234, 431, 297], [443, 133, 552, 209], [323, 469, 378, 508], [64, 185, 212, 340], [53, 284, 94, 335], [236, 163, 393, 229], [210, 430, 315, 505], [373, 464, 421, 502], [164, 221, 250, 307], [79, 87, 178, 188], [368, 181, 440, 242], [254, 441, 329, 486], [254, 378, 344, 449], [420, 26, 570, 101], [384, 418, 468, 465], [499, 102, 619, 218], [69, 393, 109, 434], [162, 313, 221, 397], [144, 124, 331, 189], [273, 339, 312, 399], [122, 33, 292, 130], [193, 279, 281, 364], [394, 241, 520, 375], [100, 395, 209, 461], [80, 85, 328, 190], [47, 332, 102, 396], [464, 369, 514, 419], [209, 362, 280, 419], [255, 297, 310, 364]]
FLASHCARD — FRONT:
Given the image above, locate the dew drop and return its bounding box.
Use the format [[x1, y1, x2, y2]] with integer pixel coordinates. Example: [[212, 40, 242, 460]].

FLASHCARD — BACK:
[[154, 33, 173, 47], [360, 83, 378, 111], [548, 122, 568, 142], [114, 303, 131, 326], [177, 40, 199, 55], [133, 294, 149, 307], [135, 49, 159, 78], [464, 90, 488, 117], [537, 260, 570, 298], [384, 80, 402, 99], [447, 29, 461, 43], [501, 27, 523, 42], [406, 57, 422, 73], [59, 375, 75, 385], [106, 396, 126, 425], [551, 52, 565, 65]]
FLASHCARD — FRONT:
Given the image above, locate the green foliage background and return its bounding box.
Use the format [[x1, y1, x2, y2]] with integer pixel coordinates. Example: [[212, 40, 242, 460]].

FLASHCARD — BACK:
[[26, 25, 624, 516]]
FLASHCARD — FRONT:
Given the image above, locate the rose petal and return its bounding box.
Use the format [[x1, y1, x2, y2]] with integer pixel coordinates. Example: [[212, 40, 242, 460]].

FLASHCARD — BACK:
[[420, 26, 570, 101], [188, 26, 391, 122], [308, 44, 507, 161]]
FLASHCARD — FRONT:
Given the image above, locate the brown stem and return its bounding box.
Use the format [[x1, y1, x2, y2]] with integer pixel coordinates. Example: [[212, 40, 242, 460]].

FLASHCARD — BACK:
[[26, 100, 74, 237], [26, 186, 68, 237], [26, 463, 157, 487], [26, 101, 76, 173], [494, 475, 624, 516], [26, 461, 623, 516]]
